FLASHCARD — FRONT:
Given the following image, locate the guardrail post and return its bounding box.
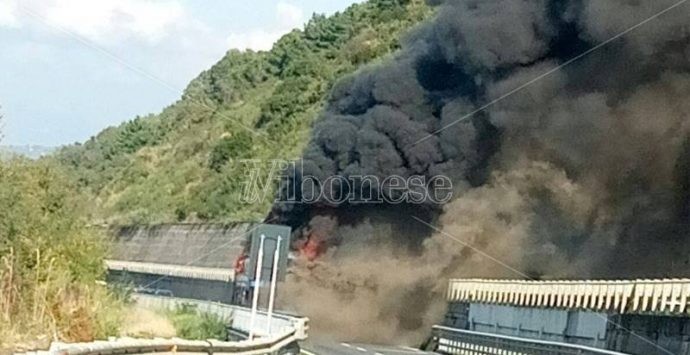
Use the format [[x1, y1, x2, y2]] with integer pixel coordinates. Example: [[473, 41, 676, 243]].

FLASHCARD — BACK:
[[266, 236, 282, 336], [249, 234, 266, 340]]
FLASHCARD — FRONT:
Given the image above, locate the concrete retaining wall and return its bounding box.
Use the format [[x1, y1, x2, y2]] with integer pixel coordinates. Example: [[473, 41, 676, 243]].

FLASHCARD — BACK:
[[109, 223, 254, 268]]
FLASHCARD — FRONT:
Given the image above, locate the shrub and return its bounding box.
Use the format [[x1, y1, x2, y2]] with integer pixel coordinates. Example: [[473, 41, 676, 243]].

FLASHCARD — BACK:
[[0, 159, 124, 350], [208, 132, 253, 172], [167, 304, 227, 340]]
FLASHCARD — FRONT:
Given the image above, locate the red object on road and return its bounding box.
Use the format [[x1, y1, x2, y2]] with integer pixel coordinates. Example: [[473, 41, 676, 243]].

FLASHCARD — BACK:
[[234, 252, 248, 274]]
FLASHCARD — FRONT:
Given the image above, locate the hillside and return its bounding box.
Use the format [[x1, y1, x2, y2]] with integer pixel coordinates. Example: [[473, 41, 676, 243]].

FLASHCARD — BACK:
[[53, 0, 431, 224]]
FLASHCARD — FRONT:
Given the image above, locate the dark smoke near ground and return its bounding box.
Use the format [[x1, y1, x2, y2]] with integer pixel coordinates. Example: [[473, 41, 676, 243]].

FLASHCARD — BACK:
[[273, 0, 690, 343]]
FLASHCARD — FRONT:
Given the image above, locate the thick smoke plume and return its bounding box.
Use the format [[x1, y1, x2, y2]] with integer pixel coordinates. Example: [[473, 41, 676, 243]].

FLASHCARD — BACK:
[[274, 0, 690, 343]]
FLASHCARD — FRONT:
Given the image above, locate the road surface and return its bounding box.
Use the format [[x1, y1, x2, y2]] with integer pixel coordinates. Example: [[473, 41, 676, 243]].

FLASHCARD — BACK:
[[302, 341, 436, 355]]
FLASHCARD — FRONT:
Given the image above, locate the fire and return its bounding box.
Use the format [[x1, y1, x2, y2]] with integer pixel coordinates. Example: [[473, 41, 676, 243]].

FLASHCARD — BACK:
[[298, 232, 327, 261]]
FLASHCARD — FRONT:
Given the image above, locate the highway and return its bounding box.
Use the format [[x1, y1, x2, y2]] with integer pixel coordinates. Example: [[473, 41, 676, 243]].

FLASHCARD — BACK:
[[302, 341, 436, 355]]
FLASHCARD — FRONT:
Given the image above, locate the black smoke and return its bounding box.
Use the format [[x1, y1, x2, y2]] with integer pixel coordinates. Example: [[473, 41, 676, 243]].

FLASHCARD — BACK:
[[276, 0, 690, 342]]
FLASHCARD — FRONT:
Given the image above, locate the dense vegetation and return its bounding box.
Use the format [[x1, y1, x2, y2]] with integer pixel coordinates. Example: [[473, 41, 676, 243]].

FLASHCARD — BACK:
[[0, 158, 123, 349], [53, 0, 432, 224]]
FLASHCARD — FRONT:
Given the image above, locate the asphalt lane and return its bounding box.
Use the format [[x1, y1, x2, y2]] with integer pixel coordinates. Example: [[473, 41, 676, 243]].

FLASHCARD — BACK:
[[302, 341, 437, 355]]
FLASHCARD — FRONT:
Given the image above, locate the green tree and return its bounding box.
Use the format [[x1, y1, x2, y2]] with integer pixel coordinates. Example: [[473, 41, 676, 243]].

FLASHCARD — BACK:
[[256, 77, 320, 130], [115, 117, 160, 155], [304, 14, 349, 52], [268, 30, 311, 78], [208, 132, 253, 172]]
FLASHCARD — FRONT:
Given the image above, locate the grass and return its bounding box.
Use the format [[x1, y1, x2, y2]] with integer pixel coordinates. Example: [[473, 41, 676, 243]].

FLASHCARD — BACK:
[[0, 251, 126, 351], [166, 304, 228, 340]]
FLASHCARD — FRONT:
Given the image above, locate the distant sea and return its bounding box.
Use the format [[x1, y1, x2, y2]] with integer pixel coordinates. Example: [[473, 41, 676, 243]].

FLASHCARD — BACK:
[[0, 145, 56, 159]]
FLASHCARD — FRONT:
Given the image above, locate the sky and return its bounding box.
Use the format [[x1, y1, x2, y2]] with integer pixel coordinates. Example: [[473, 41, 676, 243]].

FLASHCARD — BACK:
[[0, 0, 360, 146]]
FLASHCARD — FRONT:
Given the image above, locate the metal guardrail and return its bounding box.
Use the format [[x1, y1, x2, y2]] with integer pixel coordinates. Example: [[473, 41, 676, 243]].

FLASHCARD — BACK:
[[44, 333, 299, 355], [431, 325, 629, 355], [447, 279, 690, 315], [21, 294, 308, 355]]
